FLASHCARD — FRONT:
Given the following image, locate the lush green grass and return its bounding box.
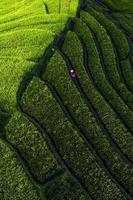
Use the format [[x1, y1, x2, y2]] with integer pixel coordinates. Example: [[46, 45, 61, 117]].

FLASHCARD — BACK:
[[0, 0, 78, 113]]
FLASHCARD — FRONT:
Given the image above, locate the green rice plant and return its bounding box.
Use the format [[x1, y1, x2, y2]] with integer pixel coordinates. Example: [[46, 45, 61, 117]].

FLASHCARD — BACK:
[[21, 76, 126, 200], [5, 111, 62, 182], [0, 139, 41, 200], [80, 11, 133, 111], [42, 43, 133, 194]]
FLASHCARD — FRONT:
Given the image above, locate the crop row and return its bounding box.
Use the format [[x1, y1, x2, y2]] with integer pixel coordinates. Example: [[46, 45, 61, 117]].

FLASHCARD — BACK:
[[21, 76, 127, 200], [72, 18, 133, 161], [112, 13, 133, 35], [0, 13, 69, 33], [86, 6, 130, 59], [42, 48, 133, 195], [42, 0, 78, 15], [80, 11, 133, 111], [85, 7, 133, 93], [99, 0, 133, 12], [0, 139, 40, 200], [0, 0, 46, 24], [5, 111, 62, 183], [78, 11, 133, 132]]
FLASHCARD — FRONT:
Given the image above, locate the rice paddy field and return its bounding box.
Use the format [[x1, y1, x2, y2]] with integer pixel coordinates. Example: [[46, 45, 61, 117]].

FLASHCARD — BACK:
[[0, 0, 133, 199]]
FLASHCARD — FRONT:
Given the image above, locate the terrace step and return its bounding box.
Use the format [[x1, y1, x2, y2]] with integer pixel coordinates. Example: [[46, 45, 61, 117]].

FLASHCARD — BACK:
[[42, 43, 133, 194], [5, 111, 63, 184], [21, 76, 127, 200], [72, 19, 133, 164], [86, 7, 133, 93], [76, 11, 133, 133], [80, 11, 133, 111], [0, 138, 41, 200]]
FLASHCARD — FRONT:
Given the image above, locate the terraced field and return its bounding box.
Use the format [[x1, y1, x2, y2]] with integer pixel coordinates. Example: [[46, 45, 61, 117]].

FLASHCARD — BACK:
[[0, 0, 133, 199]]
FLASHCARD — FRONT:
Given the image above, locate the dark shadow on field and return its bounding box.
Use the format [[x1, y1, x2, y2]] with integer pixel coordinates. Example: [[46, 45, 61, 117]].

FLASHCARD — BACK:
[[16, 0, 85, 103]]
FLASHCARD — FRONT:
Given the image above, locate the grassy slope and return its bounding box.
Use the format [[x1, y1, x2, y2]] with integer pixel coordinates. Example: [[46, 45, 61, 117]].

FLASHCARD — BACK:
[[0, 0, 79, 199], [1, 0, 133, 199], [0, 0, 78, 113]]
